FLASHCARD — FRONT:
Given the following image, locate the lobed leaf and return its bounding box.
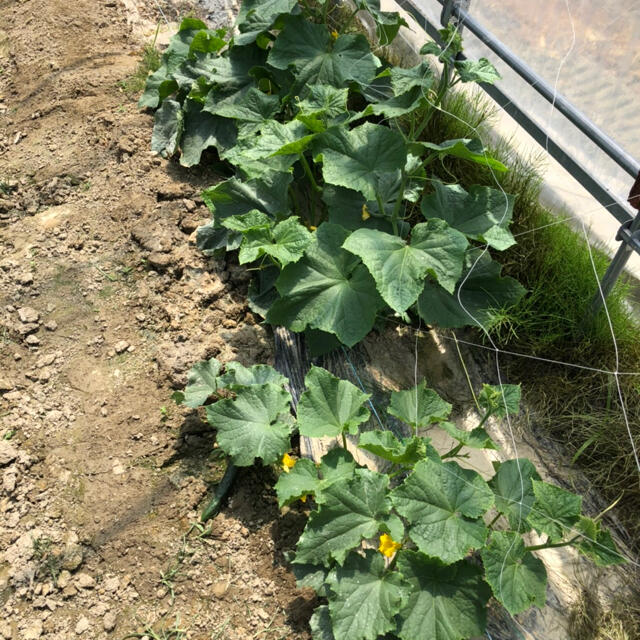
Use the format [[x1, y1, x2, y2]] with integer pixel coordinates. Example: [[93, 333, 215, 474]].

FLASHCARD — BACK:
[[326, 550, 409, 640], [481, 531, 547, 615], [478, 383, 521, 417], [205, 383, 293, 466], [297, 366, 371, 438], [391, 458, 494, 564], [396, 551, 490, 640], [439, 421, 498, 451], [489, 458, 540, 532], [526, 479, 582, 542], [358, 431, 436, 466], [415, 138, 508, 173], [179, 357, 222, 408], [388, 380, 452, 430]]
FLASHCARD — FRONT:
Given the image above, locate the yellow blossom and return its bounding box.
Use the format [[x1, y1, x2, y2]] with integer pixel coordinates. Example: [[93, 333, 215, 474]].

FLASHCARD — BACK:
[[281, 453, 296, 473], [361, 204, 371, 221], [300, 495, 307, 503], [378, 533, 401, 557], [309, 225, 317, 231], [331, 30, 339, 40]]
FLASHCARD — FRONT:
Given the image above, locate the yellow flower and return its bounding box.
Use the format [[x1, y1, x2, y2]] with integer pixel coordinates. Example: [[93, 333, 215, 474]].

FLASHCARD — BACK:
[[281, 453, 296, 473], [309, 225, 317, 231], [300, 494, 307, 503], [331, 30, 339, 40], [361, 204, 371, 221], [378, 533, 401, 557]]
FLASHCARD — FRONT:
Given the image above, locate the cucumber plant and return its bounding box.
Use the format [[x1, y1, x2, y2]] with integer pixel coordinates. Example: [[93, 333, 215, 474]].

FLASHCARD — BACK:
[[141, 1, 525, 351], [175, 358, 625, 640]]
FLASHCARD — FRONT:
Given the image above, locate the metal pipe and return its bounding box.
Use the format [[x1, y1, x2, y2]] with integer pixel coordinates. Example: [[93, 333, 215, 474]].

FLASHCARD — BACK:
[[403, 0, 640, 179]]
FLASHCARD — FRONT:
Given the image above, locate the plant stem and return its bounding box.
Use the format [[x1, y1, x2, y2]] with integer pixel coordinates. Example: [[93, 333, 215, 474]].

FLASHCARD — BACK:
[[441, 443, 463, 459], [524, 535, 581, 553], [342, 432, 348, 450], [487, 512, 501, 529], [476, 409, 492, 430], [300, 153, 321, 193]]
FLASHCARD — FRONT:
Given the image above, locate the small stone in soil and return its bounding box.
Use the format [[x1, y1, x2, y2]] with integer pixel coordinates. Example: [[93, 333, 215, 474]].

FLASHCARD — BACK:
[[114, 340, 129, 354], [17, 306, 40, 323], [25, 335, 40, 346]]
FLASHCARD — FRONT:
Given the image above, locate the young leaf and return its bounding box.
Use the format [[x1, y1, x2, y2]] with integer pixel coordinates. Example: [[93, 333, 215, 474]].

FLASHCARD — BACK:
[[417, 250, 526, 329], [151, 99, 184, 158], [294, 468, 392, 565], [275, 457, 319, 507], [316, 447, 357, 501], [391, 459, 494, 564], [267, 15, 380, 88], [439, 421, 498, 451], [414, 138, 507, 173], [297, 366, 371, 438], [575, 518, 625, 566], [388, 380, 452, 430], [238, 217, 313, 266], [396, 552, 490, 640], [179, 100, 237, 167], [421, 181, 515, 251], [488, 458, 540, 532], [477, 383, 521, 417], [205, 383, 293, 466], [314, 122, 406, 201], [342, 222, 467, 313], [481, 531, 547, 615], [181, 358, 222, 408], [526, 479, 582, 542], [358, 431, 435, 465], [221, 210, 272, 232], [218, 361, 288, 389], [455, 58, 501, 84], [267, 223, 384, 347]]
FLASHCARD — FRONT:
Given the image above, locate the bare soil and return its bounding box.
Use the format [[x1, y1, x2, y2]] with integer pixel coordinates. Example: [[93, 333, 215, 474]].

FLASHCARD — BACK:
[[0, 1, 314, 638]]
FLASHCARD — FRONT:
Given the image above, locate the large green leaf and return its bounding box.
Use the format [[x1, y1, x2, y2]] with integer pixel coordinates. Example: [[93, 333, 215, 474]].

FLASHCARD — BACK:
[[178, 358, 221, 408], [417, 250, 526, 329], [234, 0, 298, 46], [388, 380, 452, 430], [205, 383, 293, 466], [342, 222, 466, 313], [297, 366, 370, 437], [391, 458, 493, 563], [297, 85, 349, 119], [207, 87, 281, 136], [370, 87, 425, 119], [326, 550, 408, 640], [179, 100, 237, 167], [526, 479, 581, 542], [314, 123, 406, 201], [415, 138, 507, 173], [489, 458, 540, 532], [237, 216, 312, 266], [388, 60, 434, 95], [455, 58, 501, 84], [268, 15, 380, 88], [396, 552, 490, 640], [202, 172, 292, 221], [151, 99, 183, 158], [358, 431, 435, 466], [267, 224, 384, 347], [218, 361, 288, 389], [294, 468, 391, 565], [481, 531, 547, 615], [316, 447, 357, 503], [421, 181, 515, 250], [310, 606, 336, 640]]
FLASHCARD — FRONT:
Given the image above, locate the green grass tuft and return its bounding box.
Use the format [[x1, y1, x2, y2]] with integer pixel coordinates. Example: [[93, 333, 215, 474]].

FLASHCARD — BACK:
[[119, 43, 161, 98]]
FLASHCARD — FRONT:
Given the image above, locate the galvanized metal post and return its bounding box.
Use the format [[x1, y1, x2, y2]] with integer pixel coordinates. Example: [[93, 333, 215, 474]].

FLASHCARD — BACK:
[[587, 172, 640, 318]]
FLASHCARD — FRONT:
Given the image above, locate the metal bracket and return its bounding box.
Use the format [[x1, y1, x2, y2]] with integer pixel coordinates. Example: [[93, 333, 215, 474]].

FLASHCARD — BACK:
[[615, 217, 640, 255]]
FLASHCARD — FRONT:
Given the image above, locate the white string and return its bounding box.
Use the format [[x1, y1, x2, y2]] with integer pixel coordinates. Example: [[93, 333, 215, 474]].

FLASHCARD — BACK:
[[150, 0, 170, 27]]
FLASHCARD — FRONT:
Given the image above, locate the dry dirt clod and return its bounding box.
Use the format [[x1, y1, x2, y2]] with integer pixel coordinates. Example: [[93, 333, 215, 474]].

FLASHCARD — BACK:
[[17, 306, 40, 323], [103, 611, 117, 632], [75, 616, 90, 635], [114, 340, 129, 354], [0, 441, 18, 466]]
